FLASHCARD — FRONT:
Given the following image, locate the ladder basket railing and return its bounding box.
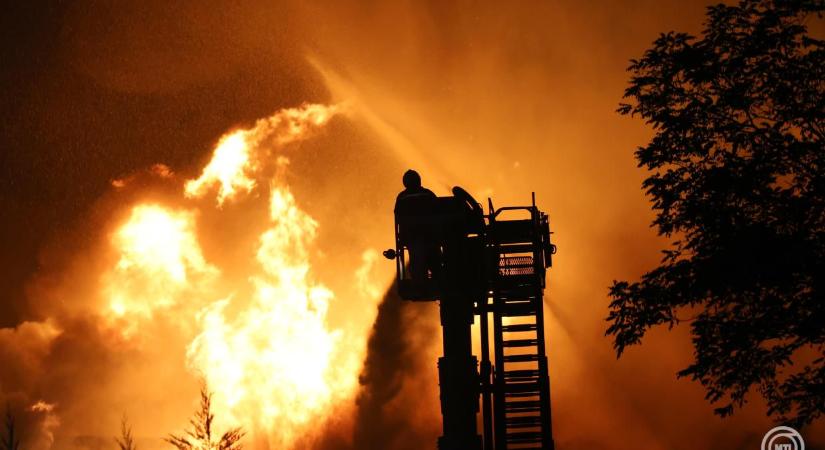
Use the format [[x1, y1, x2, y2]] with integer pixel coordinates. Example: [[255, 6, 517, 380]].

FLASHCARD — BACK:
[[498, 256, 535, 276]]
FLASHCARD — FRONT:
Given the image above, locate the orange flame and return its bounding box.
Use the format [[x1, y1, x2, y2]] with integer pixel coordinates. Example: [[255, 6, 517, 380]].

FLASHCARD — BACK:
[[104, 204, 218, 337], [101, 103, 363, 447], [184, 131, 257, 205], [187, 183, 358, 446], [184, 103, 341, 206]]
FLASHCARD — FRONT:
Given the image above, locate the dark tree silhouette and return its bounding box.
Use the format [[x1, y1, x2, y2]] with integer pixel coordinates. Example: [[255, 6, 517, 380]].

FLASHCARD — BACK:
[[2, 406, 20, 450], [608, 0, 824, 426], [116, 416, 137, 450], [166, 387, 244, 450]]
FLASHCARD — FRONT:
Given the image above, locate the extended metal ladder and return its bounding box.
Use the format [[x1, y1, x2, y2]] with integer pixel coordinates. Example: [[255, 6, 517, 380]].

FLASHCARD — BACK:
[[483, 198, 554, 450]]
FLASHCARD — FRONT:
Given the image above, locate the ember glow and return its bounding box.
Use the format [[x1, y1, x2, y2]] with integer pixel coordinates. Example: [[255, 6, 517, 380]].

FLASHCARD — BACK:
[[97, 103, 363, 448]]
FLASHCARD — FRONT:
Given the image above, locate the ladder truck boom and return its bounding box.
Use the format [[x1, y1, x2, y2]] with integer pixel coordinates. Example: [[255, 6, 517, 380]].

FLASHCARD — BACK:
[[385, 181, 557, 450]]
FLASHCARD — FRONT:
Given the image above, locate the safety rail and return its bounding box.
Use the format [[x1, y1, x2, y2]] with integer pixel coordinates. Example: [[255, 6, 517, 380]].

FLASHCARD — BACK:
[[498, 256, 536, 276]]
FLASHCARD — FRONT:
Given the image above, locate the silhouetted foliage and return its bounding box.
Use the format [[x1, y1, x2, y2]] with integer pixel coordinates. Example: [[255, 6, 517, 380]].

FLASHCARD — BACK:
[[2, 406, 20, 450], [608, 0, 824, 426], [116, 416, 136, 450], [166, 387, 244, 450]]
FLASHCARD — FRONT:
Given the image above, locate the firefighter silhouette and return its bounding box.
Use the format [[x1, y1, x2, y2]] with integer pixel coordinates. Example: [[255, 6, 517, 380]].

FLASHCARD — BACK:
[[394, 169, 440, 282]]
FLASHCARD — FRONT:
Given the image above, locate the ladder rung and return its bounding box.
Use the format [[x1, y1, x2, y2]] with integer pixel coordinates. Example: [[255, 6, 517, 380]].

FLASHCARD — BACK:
[[503, 354, 541, 363], [500, 297, 534, 305], [500, 304, 537, 317], [496, 293, 539, 303], [499, 301, 535, 312], [504, 381, 541, 393], [506, 431, 543, 443], [506, 416, 543, 427], [504, 377, 540, 385], [502, 323, 537, 332], [504, 369, 540, 378], [505, 400, 542, 412], [496, 274, 539, 286], [505, 391, 541, 399], [503, 339, 538, 348], [495, 287, 540, 299], [497, 243, 536, 254]]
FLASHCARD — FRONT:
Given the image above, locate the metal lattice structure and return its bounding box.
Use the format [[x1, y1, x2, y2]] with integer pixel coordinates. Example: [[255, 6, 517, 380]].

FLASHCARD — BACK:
[[484, 198, 554, 449]]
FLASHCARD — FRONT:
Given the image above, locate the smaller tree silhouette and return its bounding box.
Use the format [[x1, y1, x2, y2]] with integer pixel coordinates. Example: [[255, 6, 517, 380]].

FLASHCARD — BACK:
[[2, 406, 20, 450], [165, 387, 244, 450], [115, 415, 136, 450]]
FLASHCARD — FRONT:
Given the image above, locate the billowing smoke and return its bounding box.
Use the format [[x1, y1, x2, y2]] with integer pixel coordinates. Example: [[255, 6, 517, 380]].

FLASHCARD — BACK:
[[350, 284, 441, 450]]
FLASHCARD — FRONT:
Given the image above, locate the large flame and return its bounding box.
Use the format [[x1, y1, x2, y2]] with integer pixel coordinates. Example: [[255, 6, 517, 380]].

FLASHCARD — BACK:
[[103, 204, 219, 340], [187, 183, 357, 446], [101, 103, 364, 447], [184, 132, 257, 205], [184, 103, 341, 206]]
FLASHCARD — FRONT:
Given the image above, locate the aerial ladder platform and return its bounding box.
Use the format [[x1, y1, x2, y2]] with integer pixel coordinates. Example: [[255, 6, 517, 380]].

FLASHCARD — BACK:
[[385, 186, 556, 450]]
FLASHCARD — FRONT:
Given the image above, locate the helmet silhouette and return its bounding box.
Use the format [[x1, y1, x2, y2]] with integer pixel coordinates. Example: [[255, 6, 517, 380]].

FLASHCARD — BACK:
[[403, 169, 422, 188]]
